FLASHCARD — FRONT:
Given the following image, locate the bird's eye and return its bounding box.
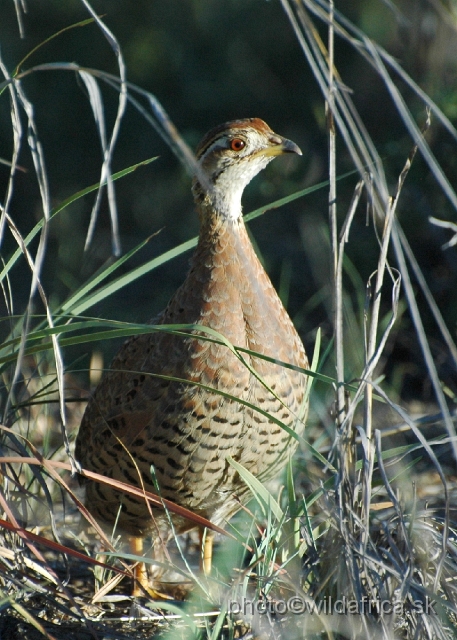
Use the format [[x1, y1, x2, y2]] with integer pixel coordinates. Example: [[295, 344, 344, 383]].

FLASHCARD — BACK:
[[230, 138, 245, 152]]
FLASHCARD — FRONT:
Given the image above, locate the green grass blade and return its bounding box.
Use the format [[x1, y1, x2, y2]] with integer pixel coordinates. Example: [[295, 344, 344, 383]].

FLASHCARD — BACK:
[[243, 169, 355, 225], [67, 237, 197, 316], [226, 456, 284, 521], [65, 179, 342, 316], [13, 18, 96, 76], [304, 326, 321, 405], [0, 157, 158, 285], [59, 171, 356, 317], [60, 233, 156, 314]]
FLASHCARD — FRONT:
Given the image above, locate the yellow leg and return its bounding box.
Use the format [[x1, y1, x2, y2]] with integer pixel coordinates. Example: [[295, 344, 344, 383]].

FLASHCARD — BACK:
[[130, 536, 173, 599], [199, 527, 213, 576], [130, 536, 149, 597]]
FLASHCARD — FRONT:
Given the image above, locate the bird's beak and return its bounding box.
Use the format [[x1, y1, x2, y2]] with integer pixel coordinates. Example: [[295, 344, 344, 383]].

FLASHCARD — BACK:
[[279, 138, 302, 156], [255, 136, 303, 158]]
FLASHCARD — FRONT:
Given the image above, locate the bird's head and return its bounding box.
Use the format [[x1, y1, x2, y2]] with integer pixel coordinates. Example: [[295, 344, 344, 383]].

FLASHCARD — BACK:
[[192, 118, 302, 221]]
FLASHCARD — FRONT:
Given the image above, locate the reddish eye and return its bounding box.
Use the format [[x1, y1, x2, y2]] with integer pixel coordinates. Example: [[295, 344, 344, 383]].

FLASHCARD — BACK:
[[230, 138, 245, 151]]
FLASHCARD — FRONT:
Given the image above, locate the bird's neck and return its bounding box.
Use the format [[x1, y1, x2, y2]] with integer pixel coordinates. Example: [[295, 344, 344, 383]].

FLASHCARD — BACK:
[[192, 179, 243, 222], [191, 199, 250, 270], [194, 203, 242, 248]]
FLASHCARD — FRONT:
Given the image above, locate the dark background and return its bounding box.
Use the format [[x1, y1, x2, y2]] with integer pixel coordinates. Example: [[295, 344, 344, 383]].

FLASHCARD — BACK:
[[1, 0, 457, 406]]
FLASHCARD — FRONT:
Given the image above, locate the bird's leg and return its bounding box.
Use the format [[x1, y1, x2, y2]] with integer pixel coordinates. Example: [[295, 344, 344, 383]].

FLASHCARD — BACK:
[[130, 536, 149, 597], [199, 527, 214, 575], [130, 535, 174, 599]]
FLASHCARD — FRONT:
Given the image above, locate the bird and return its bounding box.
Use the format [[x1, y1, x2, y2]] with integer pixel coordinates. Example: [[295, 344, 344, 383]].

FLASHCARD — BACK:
[[75, 117, 309, 596]]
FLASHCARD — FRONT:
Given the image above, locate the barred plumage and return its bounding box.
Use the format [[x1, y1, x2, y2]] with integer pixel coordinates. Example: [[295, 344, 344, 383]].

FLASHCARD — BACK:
[[75, 118, 308, 594]]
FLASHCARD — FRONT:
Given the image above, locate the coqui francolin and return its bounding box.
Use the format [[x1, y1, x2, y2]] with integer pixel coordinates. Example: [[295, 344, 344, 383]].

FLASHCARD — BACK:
[[75, 118, 309, 596]]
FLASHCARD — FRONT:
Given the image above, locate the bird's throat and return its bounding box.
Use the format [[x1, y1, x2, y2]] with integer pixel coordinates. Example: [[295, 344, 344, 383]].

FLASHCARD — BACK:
[[194, 185, 243, 224]]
